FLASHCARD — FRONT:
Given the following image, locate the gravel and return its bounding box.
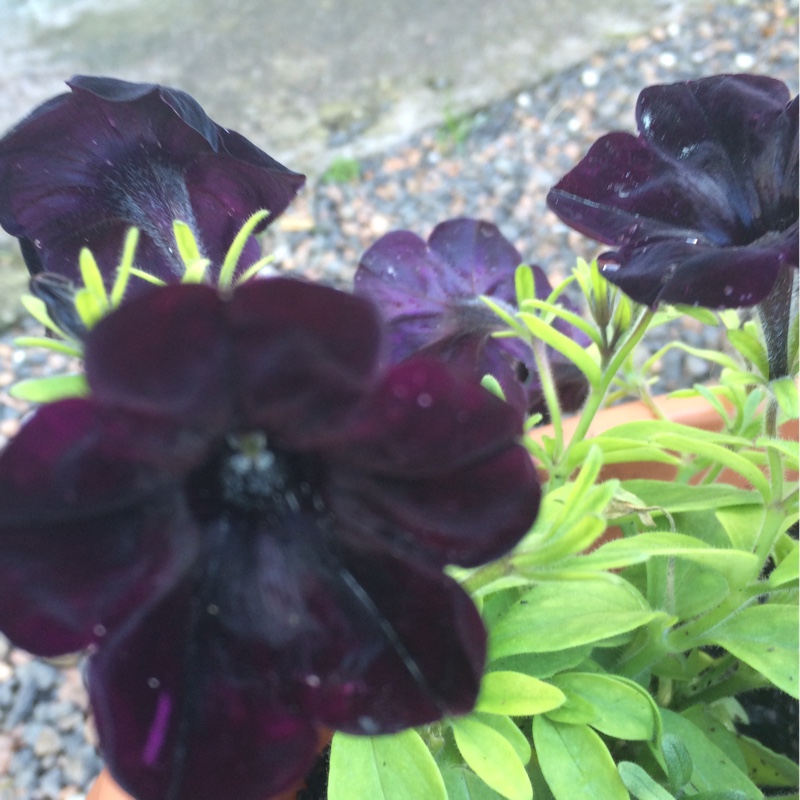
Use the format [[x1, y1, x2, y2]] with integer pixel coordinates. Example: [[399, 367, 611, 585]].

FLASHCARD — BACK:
[[0, 1, 797, 796]]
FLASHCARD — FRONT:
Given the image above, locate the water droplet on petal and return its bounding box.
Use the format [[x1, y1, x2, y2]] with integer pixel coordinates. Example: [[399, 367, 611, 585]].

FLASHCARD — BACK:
[[147, 677, 160, 689], [416, 392, 433, 408], [602, 263, 620, 274], [723, 285, 733, 296], [93, 624, 106, 637]]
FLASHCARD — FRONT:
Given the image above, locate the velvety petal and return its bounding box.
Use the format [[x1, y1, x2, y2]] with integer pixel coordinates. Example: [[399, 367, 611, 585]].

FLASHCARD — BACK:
[[85, 283, 232, 430], [0, 400, 199, 655], [89, 577, 319, 800], [603, 234, 793, 308], [0, 76, 304, 289], [547, 75, 798, 311], [335, 357, 526, 476], [325, 358, 539, 566], [303, 544, 486, 732], [227, 278, 382, 446]]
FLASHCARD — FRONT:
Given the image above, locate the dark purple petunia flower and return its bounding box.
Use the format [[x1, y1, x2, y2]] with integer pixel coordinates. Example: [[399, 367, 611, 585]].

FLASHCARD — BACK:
[[354, 217, 589, 418], [547, 74, 798, 309], [0, 76, 304, 292], [0, 278, 540, 800]]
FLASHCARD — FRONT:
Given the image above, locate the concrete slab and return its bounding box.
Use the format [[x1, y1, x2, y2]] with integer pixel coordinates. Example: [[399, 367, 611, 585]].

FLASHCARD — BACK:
[[2, 0, 719, 174]]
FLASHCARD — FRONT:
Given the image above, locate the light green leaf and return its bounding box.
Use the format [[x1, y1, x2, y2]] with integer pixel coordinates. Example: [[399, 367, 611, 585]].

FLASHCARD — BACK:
[[652, 433, 770, 500], [491, 646, 593, 679], [576, 533, 758, 586], [518, 312, 601, 386], [13, 336, 81, 357], [490, 578, 660, 660], [705, 604, 799, 697], [543, 692, 597, 724], [737, 733, 800, 788], [519, 297, 603, 348], [9, 375, 89, 403], [661, 733, 693, 794], [20, 294, 69, 339], [620, 481, 760, 515], [451, 716, 532, 800], [79, 247, 109, 308], [173, 219, 203, 265], [533, 717, 629, 800], [477, 671, 565, 716], [475, 712, 532, 765], [440, 766, 507, 800], [727, 326, 769, 379], [618, 762, 675, 800], [656, 711, 761, 798], [74, 287, 106, 328], [515, 264, 536, 304], [715, 506, 766, 552], [328, 729, 446, 800], [769, 540, 799, 588], [550, 673, 656, 741], [771, 376, 799, 419]]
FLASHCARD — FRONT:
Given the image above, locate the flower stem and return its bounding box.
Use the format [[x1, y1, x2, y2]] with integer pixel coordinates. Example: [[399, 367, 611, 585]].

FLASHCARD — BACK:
[[564, 307, 655, 452], [758, 263, 797, 381], [531, 337, 564, 461]]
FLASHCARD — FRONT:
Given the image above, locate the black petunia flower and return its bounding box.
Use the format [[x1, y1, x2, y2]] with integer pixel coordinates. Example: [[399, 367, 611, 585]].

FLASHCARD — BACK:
[[0, 278, 540, 800], [354, 217, 589, 418], [0, 76, 304, 293], [547, 74, 798, 310]]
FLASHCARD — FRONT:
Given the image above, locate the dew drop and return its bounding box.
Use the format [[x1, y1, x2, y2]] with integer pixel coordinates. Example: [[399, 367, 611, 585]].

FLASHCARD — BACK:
[[416, 392, 433, 408], [147, 677, 160, 689], [723, 285, 733, 296], [207, 603, 220, 616], [602, 263, 620, 274], [685, 237, 698, 245], [305, 674, 321, 688], [93, 624, 106, 637]]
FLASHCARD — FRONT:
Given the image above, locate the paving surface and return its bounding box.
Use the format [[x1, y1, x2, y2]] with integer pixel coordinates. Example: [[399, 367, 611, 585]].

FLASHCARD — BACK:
[[0, 0, 797, 797]]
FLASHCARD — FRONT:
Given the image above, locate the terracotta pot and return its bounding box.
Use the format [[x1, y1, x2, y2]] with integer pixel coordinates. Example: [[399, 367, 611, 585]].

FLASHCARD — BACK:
[[86, 728, 332, 800]]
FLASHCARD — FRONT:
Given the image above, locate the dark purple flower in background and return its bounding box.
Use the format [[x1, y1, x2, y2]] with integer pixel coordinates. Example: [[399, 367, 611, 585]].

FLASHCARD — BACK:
[[0, 278, 539, 800], [547, 74, 798, 309], [354, 218, 589, 419], [0, 76, 305, 292]]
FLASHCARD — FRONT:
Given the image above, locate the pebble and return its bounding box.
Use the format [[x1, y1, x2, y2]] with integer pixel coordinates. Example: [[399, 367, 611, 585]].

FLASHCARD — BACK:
[[0, 1, 796, 797]]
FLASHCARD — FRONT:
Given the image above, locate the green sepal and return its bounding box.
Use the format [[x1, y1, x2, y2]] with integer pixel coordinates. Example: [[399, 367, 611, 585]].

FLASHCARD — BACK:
[[218, 208, 270, 289], [660, 733, 693, 795], [19, 295, 70, 340], [110, 227, 141, 306], [10, 375, 89, 403], [480, 374, 506, 401], [13, 337, 81, 358], [78, 248, 109, 310], [770, 376, 799, 419], [727, 322, 769, 379], [514, 264, 536, 304], [327, 729, 446, 800]]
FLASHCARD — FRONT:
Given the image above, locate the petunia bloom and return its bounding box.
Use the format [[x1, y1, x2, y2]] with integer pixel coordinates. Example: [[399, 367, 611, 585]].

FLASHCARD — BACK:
[[0, 278, 540, 800], [547, 74, 798, 310], [0, 76, 304, 293], [354, 217, 589, 418]]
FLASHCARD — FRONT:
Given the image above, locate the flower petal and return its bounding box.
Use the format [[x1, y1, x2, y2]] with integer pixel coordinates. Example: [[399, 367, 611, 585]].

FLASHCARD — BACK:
[[0, 76, 304, 289], [0, 400, 198, 655], [227, 278, 382, 446], [85, 283, 232, 430], [89, 578, 319, 800], [326, 357, 540, 566]]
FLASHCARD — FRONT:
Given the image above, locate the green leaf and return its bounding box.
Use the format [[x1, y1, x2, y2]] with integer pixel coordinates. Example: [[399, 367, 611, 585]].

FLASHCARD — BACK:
[[769, 540, 799, 588], [543, 692, 597, 724], [533, 717, 629, 800], [440, 766, 507, 800], [737, 733, 800, 788], [577, 532, 758, 586], [727, 326, 769, 379], [20, 294, 69, 339], [519, 297, 603, 348], [705, 603, 799, 697], [477, 671, 566, 716], [656, 711, 761, 799], [9, 375, 89, 403], [475, 712, 532, 765], [651, 433, 770, 500], [518, 312, 601, 386], [618, 762, 676, 800], [620, 481, 760, 516], [490, 578, 659, 660], [491, 646, 593, 679], [550, 673, 657, 741], [661, 733, 693, 794], [451, 716, 532, 800], [328, 729, 446, 800], [715, 506, 766, 552], [771, 376, 799, 419]]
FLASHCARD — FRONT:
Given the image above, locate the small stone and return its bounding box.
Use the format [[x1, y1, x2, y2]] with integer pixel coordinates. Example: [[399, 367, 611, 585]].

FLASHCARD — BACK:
[[34, 725, 61, 757]]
